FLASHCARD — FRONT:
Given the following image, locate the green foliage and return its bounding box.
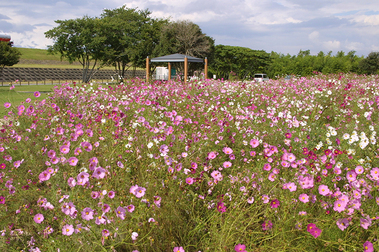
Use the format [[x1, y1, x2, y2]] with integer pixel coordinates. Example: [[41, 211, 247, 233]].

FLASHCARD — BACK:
[[209, 45, 270, 80], [0, 42, 21, 73], [358, 52, 379, 75], [100, 6, 168, 78], [45, 16, 107, 83], [267, 50, 363, 79], [154, 20, 215, 76]]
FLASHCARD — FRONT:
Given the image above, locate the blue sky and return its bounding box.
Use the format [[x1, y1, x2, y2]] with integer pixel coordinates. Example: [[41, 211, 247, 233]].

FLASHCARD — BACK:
[[1, 0, 379, 56]]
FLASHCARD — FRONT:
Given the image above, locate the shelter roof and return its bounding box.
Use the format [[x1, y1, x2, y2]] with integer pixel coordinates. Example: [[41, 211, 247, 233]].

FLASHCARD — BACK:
[[150, 53, 203, 63]]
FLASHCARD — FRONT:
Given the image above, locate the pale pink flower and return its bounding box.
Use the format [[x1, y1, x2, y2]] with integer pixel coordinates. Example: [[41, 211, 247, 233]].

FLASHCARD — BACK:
[[62, 224, 74, 236]]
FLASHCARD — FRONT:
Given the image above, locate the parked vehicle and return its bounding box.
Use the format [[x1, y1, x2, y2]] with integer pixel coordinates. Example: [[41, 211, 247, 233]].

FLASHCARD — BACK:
[[0, 34, 13, 46], [253, 73, 269, 82]]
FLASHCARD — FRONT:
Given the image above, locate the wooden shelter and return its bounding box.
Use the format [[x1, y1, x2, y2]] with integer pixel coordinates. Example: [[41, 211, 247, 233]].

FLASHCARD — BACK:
[[146, 53, 208, 83]]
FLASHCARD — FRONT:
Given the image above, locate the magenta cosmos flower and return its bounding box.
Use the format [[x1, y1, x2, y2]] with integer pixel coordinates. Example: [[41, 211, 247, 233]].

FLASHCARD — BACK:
[[4, 102, 11, 108], [307, 223, 322, 238], [62, 224, 74, 236], [34, 213, 44, 224], [234, 244, 247, 252], [270, 199, 280, 208], [34, 91, 40, 97]]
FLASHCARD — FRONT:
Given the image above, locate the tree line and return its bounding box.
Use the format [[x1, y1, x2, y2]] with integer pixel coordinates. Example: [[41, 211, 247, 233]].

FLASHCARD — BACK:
[[2, 5, 379, 82]]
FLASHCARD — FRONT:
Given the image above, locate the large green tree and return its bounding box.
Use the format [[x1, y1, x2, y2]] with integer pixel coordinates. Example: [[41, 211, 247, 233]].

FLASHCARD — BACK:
[[45, 16, 106, 83], [210, 45, 270, 80], [100, 6, 168, 78], [0, 42, 21, 76], [154, 20, 214, 77], [359, 52, 379, 75]]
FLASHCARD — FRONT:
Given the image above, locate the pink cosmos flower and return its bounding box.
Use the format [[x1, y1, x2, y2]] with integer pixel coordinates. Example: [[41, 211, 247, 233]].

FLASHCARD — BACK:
[[262, 195, 270, 203], [81, 207, 94, 221], [355, 166, 364, 174], [186, 177, 194, 185], [108, 191, 115, 199], [173, 246, 185, 252], [299, 194, 309, 203], [93, 167, 106, 179], [223, 161, 232, 168], [287, 182, 297, 192], [131, 231, 138, 241], [62, 224, 74, 236], [134, 187, 146, 198], [336, 218, 349, 231], [370, 167, 379, 180], [102, 204, 111, 213], [68, 177, 76, 188], [363, 241, 374, 252], [68, 157, 78, 166], [318, 184, 330, 196], [207, 151, 217, 159], [126, 204, 135, 213], [39, 171, 51, 182], [81, 142, 93, 152], [250, 139, 259, 148], [223, 147, 233, 154], [234, 244, 246, 252], [34, 91, 41, 97], [333, 200, 347, 213], [34, 213, 44, 224], [0, 163, 6, 169], [60, 145, 70, 154], [101, 229, 110, 238], [4, 102, 11, 108], [115, 206, 126, 220], [77, 172, 89, 185], [360, 218, 372, 229]]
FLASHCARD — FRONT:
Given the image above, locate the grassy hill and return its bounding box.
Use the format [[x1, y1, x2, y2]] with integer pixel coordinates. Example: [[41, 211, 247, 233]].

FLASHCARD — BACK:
[[13, 47, 114, 69]]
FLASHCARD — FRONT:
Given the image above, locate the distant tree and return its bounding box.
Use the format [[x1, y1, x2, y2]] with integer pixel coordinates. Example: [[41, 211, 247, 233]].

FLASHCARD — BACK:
[[100, 6, 167, 78], [210, 45, 270, 80], [45, 16, 106, 83], [156, 20, 214, 58], [359, 52, 379, 75], [0, 41, 21, 76], [154, 20, 214, 77]]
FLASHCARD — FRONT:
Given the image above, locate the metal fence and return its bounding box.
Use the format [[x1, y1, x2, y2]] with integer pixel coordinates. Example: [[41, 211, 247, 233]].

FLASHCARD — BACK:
[[0, 68, 145, 85]]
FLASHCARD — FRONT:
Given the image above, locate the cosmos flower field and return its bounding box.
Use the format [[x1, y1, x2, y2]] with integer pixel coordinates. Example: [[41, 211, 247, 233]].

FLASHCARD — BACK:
[[0, 73, 378, 251]]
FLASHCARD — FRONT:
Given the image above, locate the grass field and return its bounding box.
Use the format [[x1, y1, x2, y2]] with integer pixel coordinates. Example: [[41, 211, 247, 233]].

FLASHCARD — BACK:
[[11, 48, 136, 70]]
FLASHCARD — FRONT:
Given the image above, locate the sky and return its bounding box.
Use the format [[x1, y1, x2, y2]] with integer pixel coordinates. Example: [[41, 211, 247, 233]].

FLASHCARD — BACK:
[[1, 0, 379, 57]]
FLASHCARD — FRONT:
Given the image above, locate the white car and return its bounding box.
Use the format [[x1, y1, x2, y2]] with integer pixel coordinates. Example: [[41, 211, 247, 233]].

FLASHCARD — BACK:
[[253, 73, 269, 82]]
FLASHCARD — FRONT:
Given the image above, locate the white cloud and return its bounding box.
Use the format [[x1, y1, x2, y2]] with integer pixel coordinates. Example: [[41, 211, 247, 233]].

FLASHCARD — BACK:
[[308, 31, 319, 41], [353, 15, 379, 26], [323, 40, 341, 51], [345, 41, 363, 51]]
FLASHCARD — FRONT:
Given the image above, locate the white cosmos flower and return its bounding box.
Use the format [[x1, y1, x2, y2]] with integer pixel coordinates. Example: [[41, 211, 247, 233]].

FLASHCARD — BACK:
[[147, 142, 153, 148], [343, 133, 350, 140]]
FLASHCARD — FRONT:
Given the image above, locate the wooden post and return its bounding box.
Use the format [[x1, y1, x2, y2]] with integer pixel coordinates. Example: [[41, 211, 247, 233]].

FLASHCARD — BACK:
[[204, 57, 208, 79], [184, 56, 188, 84], [168, 62, 171, 81], [146, 56, 149, 82]]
